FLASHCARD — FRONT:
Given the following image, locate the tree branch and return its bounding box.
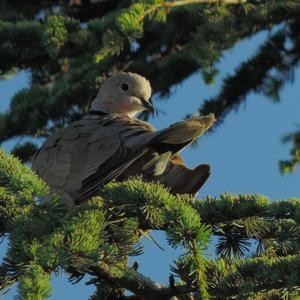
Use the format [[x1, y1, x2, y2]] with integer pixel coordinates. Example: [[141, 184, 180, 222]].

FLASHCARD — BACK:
[[138, 0, 244, 22], [199, 13, 300, 123], [90, 261, 196, 300], [207, 254, 300, 298]]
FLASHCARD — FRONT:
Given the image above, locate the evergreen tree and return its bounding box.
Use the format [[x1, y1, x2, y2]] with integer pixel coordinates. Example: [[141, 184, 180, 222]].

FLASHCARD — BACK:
[[0, 1, 300, 299]]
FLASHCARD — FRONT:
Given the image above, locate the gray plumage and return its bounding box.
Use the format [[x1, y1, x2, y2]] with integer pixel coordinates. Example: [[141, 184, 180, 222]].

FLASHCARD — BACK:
[[32, 72, 215, 204]]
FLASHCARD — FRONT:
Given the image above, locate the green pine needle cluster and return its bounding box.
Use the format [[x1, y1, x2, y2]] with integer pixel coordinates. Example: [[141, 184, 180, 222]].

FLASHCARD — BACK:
[[280, 129, 300, 174], [0, 148, 299, 299], [17, 264, 52, 300], [197, 194, 300, 258], [0, 150, 211, 299], [95, 1, 170, 62], [207, 255, 300, 298]]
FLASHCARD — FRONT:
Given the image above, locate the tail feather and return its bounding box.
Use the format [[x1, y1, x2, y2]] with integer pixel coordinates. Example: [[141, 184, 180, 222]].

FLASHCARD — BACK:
[[158, 162, 210, 195], [181, 164, 210, 195]]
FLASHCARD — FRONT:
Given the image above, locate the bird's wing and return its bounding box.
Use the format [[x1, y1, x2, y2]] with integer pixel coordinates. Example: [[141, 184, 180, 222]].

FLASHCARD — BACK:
[[125, 114, 215, 155], [32, 114, 155, 203], [150, 114, 216, 153], [121, 114, 216, 182]]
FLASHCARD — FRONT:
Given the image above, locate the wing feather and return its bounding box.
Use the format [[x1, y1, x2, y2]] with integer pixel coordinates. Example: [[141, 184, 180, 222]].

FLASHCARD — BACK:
[[32, 115, 155, 203], [32, 114, 215, 204]]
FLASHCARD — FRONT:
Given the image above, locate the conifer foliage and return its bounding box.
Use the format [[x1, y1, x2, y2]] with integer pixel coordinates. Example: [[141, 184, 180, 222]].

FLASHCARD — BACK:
[[0, 0, 300, 299], [1, 149, 300, 299]]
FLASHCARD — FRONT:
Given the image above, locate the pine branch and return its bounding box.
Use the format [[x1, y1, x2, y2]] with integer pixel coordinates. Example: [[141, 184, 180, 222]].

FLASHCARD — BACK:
[[0, 151, 211, 299], [16, 264, 52, 300], [99, 181, 300, 259], [196, 194, 300, 257], [137, 0, 244, 22], [0, 17, 89, 74], [0, 264, 17, 293], [199, 29, 287, 119], [0, 0, 243, 72], [0, 1, 298, 151], [199, 14, 300, 123], [207, 255, 300, 298], [90, 261, 195, 300], [196, 194, 300, 225], [280, 127, 300, 174], [0, 150, 300, 297]]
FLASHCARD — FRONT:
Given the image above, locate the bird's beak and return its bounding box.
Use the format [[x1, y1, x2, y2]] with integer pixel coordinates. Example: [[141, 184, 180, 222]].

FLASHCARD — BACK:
[[141, 98, 156, 115]]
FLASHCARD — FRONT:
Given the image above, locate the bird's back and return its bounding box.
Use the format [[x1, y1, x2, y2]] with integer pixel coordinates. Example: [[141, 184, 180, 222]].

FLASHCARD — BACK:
[[32, 114, 155, 203]]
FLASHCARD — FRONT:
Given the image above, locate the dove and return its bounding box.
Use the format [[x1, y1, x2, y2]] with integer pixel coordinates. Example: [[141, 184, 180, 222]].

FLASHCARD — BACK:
[[32, 72, 215, 205]]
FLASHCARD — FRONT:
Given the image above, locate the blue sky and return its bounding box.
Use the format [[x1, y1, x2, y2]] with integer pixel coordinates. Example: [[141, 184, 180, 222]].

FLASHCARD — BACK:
[[0, 28, 299, 299]]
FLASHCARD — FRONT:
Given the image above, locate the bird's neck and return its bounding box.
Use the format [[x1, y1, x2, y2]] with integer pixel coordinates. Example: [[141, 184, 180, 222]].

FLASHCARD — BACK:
[[90, 101, 113, 114], [90, 99, 138, 118]]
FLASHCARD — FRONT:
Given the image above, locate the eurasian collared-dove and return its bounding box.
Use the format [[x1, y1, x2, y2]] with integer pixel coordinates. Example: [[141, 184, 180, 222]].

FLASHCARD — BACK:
[[32, 72, 215, 205]]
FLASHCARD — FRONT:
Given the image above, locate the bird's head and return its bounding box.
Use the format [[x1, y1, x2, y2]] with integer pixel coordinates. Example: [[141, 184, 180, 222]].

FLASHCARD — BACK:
[[90, 72, 154, 118]]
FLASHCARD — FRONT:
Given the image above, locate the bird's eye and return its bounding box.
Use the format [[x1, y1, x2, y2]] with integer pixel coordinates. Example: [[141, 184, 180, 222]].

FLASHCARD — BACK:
[[121, 83, 129, 91]]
